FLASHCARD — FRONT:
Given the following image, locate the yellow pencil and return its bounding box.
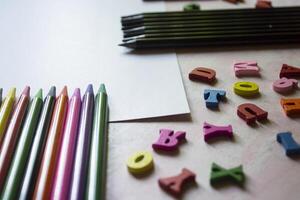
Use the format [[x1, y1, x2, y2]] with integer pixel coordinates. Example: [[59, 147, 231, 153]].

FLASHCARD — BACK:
[[0, 88, 16, 150]]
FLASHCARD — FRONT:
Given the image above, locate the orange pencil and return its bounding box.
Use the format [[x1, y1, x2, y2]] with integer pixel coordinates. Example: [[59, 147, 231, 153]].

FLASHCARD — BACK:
[[32, 87, 68, 200], [0, 86, 30, 192]]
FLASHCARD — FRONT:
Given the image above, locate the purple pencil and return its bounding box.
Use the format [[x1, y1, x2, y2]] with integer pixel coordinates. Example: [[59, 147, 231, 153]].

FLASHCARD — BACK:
[[69, 85, 94, 200], [51, 88, 81, 200]]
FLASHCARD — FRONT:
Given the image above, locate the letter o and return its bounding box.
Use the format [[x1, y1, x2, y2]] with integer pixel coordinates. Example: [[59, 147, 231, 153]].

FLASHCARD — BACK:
[[234, 81, 259, 97], [127, 151, 153, 174]]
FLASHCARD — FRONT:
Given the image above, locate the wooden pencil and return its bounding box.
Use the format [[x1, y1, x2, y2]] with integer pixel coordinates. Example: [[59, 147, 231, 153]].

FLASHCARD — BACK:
[[69, 85, 94, 200], [120, 7, 300, 49], [122, 15, 300, 30], [51, 88, 81, 200], [122, 11, 300, 26], [19, 87, 56, 200], [86, 84, 108, 200], [123, 23, 300, 38], [0, 87, 30, 192], [0, 88, 16, 150], [122, 6, 300, 21], [120, 31, 300, 49], [1, 89, 43, 200], [32, 87, 68, 200]]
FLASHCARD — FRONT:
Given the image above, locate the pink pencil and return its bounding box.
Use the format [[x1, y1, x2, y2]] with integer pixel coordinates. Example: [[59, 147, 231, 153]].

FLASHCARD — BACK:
[[51, 88, 81, 200]]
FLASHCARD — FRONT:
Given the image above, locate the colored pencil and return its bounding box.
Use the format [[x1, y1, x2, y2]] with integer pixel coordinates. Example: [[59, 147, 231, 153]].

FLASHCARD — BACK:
[[123, 22, 300, 38], [121, 7, 300, 29], [51, 88, 81, 199], [1, 89, 43, 200], [123, 27, 300, 41], [0, 86, 30, 192], [19, 87, 56, 200], [0, 88, 16, 149], [86, 84, 108, 200], [121, 6, 300, 22], [120, 7, 300, 49], [32, 86, 68, 200], [122, 18, 300, 33], [69, 85, 94, 200], [119, 32, 300, 49], [122, 11, 300, 27], [0, 88, 2, 106]]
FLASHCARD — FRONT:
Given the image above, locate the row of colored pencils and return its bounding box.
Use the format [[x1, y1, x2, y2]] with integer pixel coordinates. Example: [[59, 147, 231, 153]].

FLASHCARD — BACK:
[[120, 6, 300, 49], [0, 84, 108, 200]]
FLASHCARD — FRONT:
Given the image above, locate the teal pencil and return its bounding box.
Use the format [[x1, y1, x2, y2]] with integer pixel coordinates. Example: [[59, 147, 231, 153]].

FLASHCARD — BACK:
[[1, 89, 43, 200], [19, 87, 56, 200], [86, 84, 108, 200]]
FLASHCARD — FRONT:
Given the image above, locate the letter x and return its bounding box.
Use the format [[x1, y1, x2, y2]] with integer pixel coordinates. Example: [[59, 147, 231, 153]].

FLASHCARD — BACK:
[[210, 163, 245, 186]]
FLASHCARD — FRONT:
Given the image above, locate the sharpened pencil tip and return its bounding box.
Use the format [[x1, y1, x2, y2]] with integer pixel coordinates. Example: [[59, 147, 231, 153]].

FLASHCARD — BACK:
[[98, 84, 106, 94], [22, 86, 30, 96], [60, 86, 68, 97], [35, 89, 43, 99], [86, 84, 94, 94], [8, 88, 16, 98], [48, 86, 56, 97], [119, 41, 135, 48], [73, 88, 81, 98]]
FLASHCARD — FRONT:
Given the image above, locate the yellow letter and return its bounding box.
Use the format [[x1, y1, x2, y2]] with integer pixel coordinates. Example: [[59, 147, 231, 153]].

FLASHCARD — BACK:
[[127, 151, 153, 174], [234, 81, 259, 96]]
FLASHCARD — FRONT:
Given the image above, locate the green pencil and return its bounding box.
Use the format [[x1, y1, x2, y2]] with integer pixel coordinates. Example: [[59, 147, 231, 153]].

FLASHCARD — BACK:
[[1, 89, 43, 200], [19, 87, 56, 199], [86, 84, 108, 200]]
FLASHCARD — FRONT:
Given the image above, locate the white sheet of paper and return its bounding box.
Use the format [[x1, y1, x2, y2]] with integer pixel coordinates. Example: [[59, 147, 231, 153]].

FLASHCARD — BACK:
[[0, 0, 190, 122]]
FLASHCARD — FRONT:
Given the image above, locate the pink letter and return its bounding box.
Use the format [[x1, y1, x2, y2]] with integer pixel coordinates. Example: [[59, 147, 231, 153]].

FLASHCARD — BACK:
[[152, 129, 186, 151]]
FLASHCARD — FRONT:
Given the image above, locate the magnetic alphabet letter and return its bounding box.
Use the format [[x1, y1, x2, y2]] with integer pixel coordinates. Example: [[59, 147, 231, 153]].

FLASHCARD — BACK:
[[183, 3, 200, 11], [233, 61, 260, 77], [256, 0, 272, 9], [277, 132, 300, 156], [273, 78, 298, 93], [203, 122, 233, 142], [280, 64, 300, 79], [210, 163, 245, 186], [237, 103, 268, 124], [152, 129, 186, 151], [224, 0, 243, 4], [127, 151, 153, 175], [204, 89, 226, 108], [280, 98, 300, 116], [158, 168, 196, 197], [234, 81, 259, 97], [189, 67, 216, 83]]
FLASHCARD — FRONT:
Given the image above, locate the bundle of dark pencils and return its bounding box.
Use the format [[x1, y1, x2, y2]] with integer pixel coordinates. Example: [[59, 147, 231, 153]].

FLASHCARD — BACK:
[[120, 7, 300, 49]]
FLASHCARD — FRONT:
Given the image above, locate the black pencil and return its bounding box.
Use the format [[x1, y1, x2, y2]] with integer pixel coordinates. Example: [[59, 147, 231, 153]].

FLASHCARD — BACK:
[[122, 15, 300, 30], [122, 6, 300, 23], [122, 10, 300, 26], [123, 20, 300, 38], [120, 32, 300, 49], [120, 7, 300, 49], [123, 27, 300, 42]]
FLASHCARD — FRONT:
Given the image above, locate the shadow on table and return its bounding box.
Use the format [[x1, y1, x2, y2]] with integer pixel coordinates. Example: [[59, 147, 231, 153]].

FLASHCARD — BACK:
[[113, 113, 192, 123]]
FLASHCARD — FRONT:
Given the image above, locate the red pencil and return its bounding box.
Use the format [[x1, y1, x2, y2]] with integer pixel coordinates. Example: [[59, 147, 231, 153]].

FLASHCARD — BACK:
[[0, 86, 30, 192]]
